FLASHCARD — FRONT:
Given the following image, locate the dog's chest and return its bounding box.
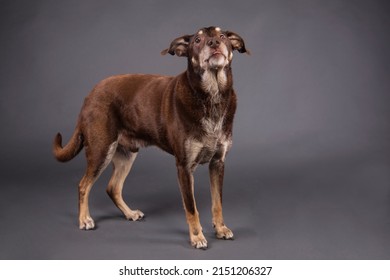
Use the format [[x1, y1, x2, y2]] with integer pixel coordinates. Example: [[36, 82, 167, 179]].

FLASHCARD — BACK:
[[185, 115, 229, 167], [182, 69, 233, 168]]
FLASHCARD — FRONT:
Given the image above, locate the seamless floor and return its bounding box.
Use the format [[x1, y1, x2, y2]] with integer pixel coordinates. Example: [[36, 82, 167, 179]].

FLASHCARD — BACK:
[[1, 145, 389, 260]]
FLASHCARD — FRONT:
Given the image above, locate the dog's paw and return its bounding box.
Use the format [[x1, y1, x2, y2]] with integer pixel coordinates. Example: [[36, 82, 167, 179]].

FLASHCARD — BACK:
[[190, 233, 208, 249], [215, 225, 234, 240], [126, 209, 145, 221], [79, 216, 95, 230]]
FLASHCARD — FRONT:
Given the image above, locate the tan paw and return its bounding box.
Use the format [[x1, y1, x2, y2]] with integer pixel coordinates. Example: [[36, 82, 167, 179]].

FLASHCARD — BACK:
[[126, 209, 145, 221], [215, 225, 234, 240], [79, 216, 95, 230], [190, 232, 208, 249]]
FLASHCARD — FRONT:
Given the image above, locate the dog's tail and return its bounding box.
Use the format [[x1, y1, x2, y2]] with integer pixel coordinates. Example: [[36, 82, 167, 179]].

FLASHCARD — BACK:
[[53, 127, 84, 162]]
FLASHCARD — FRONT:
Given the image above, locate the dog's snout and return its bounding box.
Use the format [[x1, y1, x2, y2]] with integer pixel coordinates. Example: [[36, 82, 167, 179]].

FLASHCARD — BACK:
[[207, 38, 220, 48]]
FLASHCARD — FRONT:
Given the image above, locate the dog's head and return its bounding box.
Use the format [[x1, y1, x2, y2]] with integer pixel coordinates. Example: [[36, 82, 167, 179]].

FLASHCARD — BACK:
[[161, 26, 249, 71]]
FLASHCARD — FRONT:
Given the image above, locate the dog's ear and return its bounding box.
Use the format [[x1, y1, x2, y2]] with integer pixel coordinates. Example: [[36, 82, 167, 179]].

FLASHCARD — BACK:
[[161, 35, 192, 57], [226, 31, 250, 55]]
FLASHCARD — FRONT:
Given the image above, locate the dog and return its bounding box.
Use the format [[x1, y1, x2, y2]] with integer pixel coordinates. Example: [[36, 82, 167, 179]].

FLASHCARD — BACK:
[[53, 26, 249, 249]]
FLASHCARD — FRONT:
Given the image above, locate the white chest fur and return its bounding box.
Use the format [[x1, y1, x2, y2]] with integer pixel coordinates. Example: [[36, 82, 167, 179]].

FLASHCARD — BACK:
[[184, 136, 230, 170], [184, 114, 231, 170]]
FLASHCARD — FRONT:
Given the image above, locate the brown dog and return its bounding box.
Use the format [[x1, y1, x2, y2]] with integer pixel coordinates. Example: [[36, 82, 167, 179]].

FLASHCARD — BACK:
[[53, 26, 248, 249]]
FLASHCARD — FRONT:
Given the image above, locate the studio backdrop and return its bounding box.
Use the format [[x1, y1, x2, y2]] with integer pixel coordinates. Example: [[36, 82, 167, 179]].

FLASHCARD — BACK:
[[0, 0, 389, 259]]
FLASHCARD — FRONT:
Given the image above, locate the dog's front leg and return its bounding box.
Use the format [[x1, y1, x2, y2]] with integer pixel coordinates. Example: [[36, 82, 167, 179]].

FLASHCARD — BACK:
[[209, 156, 234, 240], [176, 164, 208, 249]]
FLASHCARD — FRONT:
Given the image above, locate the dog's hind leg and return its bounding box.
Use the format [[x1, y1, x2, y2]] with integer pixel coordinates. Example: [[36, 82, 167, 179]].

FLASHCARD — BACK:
[[78, 140, 118, 230], [106, 148, 144, 221]]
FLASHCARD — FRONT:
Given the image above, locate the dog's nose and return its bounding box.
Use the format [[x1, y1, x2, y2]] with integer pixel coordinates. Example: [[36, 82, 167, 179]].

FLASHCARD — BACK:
[[207, 38, 220, 48]]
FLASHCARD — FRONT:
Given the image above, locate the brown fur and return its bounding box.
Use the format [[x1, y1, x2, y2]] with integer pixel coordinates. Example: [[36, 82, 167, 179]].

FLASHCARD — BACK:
[[53, 26, 248, 249]]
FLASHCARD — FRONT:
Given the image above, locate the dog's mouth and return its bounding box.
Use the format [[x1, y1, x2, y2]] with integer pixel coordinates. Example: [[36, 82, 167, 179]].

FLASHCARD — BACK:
[[205, 50, 226, 63], [210, 50, 225, 58]]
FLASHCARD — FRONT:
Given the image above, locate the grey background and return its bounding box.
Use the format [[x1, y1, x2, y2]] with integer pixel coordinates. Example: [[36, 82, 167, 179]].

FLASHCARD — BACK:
[[1, 0, 389, 259]]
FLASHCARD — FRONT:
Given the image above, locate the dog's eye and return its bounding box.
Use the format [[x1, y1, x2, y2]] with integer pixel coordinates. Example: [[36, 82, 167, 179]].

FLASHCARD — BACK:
[[220, 34, 226, 39], [195, 36, 201, 44]]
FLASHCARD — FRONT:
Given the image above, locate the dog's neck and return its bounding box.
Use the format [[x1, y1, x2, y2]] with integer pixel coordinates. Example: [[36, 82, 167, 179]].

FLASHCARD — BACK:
[[187, 62, 233, 103]]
